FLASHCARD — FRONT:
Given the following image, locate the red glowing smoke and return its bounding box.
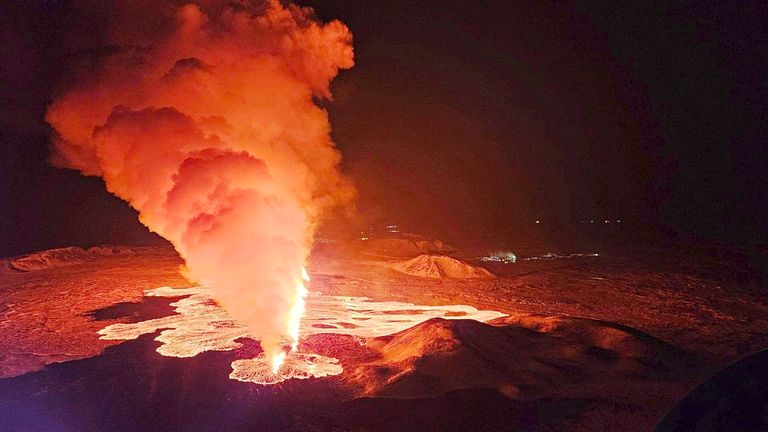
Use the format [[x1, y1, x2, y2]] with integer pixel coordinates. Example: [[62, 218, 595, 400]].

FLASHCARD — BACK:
[[46, 0, 354, 361]]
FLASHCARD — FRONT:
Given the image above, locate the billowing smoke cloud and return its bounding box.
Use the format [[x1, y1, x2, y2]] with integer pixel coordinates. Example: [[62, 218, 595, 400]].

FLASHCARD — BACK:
[[46, 0, 354, 362]]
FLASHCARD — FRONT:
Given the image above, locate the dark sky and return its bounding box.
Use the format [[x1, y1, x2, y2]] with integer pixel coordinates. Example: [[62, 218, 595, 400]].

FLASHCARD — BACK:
[[1, 1, 767, 256]]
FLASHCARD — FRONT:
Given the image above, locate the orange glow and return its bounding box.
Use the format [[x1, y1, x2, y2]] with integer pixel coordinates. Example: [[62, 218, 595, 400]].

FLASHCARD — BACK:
[[45, 1, 354, 361]]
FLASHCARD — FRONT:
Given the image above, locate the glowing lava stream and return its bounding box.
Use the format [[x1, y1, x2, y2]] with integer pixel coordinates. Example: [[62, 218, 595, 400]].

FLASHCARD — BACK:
[[272, 267, 311, 374], [99, 281, 506, 385]]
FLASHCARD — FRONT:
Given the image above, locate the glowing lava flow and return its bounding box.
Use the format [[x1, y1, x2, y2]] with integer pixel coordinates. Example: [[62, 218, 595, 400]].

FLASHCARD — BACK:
[[99, 284, 506, 384], [272, 267, 311, 374]]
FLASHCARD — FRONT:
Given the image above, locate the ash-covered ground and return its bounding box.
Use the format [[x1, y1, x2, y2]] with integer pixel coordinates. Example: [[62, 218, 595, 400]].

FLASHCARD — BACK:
[[1, 238, 767, 431]]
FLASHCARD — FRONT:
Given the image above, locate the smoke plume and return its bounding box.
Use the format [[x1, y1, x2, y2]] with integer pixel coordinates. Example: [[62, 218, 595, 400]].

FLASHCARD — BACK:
[[46, 0, 354, 362]]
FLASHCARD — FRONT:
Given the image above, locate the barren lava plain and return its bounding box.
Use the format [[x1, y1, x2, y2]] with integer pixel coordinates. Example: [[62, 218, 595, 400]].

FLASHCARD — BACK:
[[1, 238, 767, 431]]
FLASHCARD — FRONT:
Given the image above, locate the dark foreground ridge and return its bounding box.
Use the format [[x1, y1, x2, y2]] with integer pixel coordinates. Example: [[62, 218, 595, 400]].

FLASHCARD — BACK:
[[656, 348, 768, 432]]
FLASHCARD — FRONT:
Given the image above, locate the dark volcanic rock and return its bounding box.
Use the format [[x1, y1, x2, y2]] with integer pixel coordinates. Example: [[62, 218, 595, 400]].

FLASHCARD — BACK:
[[347, 316, 697, 400], [656, 348, 768, 432]]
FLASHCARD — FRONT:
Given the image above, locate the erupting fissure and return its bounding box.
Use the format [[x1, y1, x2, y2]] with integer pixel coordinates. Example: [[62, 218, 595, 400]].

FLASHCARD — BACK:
[[46, 0, 354, 364], [272, 266, 311, 373]]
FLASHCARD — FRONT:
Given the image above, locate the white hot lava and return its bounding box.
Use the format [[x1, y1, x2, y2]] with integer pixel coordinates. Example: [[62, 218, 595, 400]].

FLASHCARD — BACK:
[[272, 266, 311, 374]]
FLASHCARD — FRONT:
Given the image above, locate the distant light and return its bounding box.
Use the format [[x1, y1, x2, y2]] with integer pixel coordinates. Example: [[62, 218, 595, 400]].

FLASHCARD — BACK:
[[535, 220, 540, 224], [590, 220, 594, 223], [479, 251, 516, 264], [604, 220, 609, 224], [617, 220, 621, 223]]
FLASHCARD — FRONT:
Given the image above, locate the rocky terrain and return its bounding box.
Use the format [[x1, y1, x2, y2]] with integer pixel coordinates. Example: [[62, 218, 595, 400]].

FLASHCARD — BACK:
[[1, 240, 767, 431]]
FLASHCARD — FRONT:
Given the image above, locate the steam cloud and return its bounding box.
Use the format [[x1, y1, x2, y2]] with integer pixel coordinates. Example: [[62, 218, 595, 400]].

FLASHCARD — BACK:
[[46, 0, 354, 361]]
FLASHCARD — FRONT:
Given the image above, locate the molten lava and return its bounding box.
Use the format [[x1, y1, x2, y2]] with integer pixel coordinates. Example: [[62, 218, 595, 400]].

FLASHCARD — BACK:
[[272, 267, 310, 374], [99, 284, 506, 384]]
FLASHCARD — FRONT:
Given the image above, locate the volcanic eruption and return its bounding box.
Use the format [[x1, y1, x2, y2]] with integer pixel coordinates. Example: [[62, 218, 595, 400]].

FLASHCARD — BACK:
[[45, 0, 354, 371]]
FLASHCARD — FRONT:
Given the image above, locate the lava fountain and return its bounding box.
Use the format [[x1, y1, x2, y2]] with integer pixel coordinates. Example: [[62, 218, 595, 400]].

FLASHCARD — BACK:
[[273, 267, 310, 373], [45, 0, 354, 371]]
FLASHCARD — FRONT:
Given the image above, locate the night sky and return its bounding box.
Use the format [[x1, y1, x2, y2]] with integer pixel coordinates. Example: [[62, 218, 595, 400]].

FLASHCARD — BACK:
[[2, 0, 767, 256]]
